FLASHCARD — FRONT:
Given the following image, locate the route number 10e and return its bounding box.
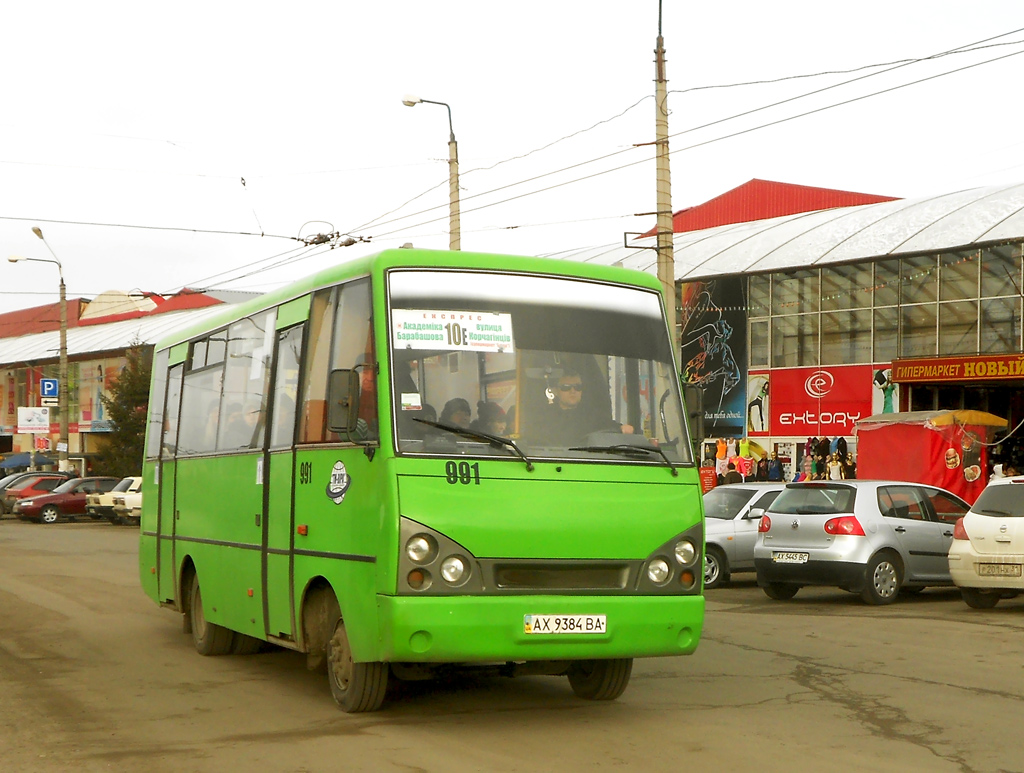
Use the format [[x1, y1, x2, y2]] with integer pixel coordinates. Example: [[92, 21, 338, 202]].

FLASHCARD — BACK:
[[445, 460, 481, 485]]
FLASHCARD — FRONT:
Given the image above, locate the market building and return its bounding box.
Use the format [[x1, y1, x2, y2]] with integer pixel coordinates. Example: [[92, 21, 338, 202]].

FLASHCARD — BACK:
[[557, 179, 1024, 479], [0, 289, 253, 474]]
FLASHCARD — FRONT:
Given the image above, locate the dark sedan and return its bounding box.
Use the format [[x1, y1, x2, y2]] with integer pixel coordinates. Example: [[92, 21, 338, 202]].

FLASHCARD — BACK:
[[14, 477, 120, 523]]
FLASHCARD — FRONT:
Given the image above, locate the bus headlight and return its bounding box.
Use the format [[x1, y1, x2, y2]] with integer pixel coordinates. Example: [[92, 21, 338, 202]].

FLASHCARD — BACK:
[[406, 534, 437, 564], [674, 539, 697, 566], [440, 555, 467, 584], [647, 558, 671, 584]]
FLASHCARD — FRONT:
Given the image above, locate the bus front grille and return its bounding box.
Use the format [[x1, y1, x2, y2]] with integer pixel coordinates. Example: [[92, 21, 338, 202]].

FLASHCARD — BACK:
[[492, 563, 631, 591]]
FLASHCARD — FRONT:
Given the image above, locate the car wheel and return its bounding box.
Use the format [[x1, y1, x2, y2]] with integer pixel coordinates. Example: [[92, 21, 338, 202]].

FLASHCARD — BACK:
[[189, 574, 234, 656], [961, 587, 1000, 609], [40, 505, 60, 524], [567, 658, 633, 701], [762, 582, 799, 600], [861, 552, 901, 605], [704, 546, 729, 589], [327, 618, 388, 712]]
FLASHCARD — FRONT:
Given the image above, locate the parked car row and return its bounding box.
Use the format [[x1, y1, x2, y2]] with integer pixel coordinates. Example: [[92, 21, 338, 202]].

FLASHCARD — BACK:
[[705, 476, 1024, 610], [0, 473, 144, 525]]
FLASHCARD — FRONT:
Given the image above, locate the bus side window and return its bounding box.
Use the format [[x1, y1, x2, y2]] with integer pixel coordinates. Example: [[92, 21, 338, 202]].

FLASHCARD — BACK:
[[270, 325, 303, 448], [298, 279, 377, 445]]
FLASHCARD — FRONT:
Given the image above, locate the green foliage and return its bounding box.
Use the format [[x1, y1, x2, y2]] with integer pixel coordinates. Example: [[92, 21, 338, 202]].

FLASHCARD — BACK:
[[94, 343, 152, 478]]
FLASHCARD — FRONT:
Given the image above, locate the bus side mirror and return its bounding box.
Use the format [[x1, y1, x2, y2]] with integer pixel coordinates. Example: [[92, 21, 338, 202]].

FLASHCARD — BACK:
[[328, 368, 361, 433], [681, 382, 704, 445]]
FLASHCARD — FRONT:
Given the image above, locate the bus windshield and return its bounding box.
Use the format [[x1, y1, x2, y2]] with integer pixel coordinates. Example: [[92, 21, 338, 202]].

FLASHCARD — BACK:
[[388, 269, 692, 464]]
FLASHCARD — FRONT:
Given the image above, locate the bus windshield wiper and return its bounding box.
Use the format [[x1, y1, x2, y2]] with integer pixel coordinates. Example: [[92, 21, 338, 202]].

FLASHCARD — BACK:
[[568, 443, 678, 477], [413, 418, 534, 472]]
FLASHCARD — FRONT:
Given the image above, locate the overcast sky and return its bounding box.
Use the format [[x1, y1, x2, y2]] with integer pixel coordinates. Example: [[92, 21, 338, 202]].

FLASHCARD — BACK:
[[2, 1, 1023, 316]]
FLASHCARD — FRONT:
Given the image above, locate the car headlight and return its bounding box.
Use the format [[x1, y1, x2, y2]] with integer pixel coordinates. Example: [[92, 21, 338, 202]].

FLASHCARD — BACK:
[[20, 500, 33, 507], [674, 539, 697, 566], [406, 534, 437, 564], [647, 558, 671, 584], [440, 555, 467, 584]]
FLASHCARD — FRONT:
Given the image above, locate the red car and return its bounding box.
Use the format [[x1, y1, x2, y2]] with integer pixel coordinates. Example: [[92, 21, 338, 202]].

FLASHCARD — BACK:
[[2, 472, 76, 514], [14, 477, 120, 523]]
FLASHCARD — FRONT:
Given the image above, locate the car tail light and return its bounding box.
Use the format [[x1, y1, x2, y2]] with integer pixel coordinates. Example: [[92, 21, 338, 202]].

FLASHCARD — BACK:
[[758, 515, 772, 533], [824, 516, 865, 536], [953, 517, 969, 540]]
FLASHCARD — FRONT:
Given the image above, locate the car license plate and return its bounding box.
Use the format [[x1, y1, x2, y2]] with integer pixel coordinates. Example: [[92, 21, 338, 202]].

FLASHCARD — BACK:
[[978, 563, 1022, 577], [524, 615, 606, 634], [772, 552, 809, 564]]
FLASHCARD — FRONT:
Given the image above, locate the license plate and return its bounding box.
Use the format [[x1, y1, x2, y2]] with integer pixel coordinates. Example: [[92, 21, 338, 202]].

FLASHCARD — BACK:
[[772, 552, 809, 564], [978, 563, 1022, 577], [524, 614, 606, 634]]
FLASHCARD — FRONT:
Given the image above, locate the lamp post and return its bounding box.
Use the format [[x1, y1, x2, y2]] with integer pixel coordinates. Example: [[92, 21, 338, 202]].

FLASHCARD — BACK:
[[8, 227, 69, 472], [402, 94, 461, 251]]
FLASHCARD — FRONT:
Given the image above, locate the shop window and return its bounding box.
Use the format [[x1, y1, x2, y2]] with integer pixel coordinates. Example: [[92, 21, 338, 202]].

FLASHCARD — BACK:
[[821, 309, 872, 365], [981, 244, 1022, 299], [822, 264, 872, 311], [980, 297, 1022, 354], [937, 387, 963, 411], [749, 274, 770, 318], [873, 307, 898, 364], [899, 304, 937, 358], [909, 385, 937, 412], [938, 300, 979, 356], [900, 256, 938, 305], [874, 260, 900, 307], [940, 251, 979, 302], [749, 320, 769, 367], [771, 270, 818, 316], [771, 314, 818, 368]]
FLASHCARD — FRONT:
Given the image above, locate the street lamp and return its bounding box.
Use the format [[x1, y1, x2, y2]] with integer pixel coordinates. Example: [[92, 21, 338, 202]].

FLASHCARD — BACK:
[[8, 226, 69, 472], [402, 94, 461, 251]]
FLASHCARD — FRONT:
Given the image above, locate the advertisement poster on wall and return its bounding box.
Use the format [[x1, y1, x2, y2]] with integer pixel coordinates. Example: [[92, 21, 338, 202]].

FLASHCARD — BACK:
[[746, 371, 770, 436], [769, 365, 874, 438], [680, 276, 747, 437]]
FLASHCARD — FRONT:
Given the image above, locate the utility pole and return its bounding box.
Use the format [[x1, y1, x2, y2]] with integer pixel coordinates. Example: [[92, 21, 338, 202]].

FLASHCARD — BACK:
[[654, 6, 676, 363]]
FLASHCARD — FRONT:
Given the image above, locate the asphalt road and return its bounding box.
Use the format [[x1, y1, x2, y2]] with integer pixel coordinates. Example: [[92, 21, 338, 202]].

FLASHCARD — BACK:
[[1, 518, 1022, 773]]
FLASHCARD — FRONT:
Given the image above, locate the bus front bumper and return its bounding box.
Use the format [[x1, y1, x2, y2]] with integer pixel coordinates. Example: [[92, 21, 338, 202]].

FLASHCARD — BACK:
[[376, 594, 704, 663]]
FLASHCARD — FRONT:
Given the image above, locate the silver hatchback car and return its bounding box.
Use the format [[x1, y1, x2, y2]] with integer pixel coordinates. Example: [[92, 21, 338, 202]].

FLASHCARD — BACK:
[[703, 482, 787, 589], [753, 480, 970, 604]]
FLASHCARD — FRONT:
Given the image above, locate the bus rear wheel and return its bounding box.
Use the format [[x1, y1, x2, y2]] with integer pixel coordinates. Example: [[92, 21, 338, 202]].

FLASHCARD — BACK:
[[327, 619, 387, 712], [567, 658, 632, 701], [189, 574, 234, 656]]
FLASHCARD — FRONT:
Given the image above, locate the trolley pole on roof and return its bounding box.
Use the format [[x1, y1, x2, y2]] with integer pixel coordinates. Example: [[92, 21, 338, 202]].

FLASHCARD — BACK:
[[654, 13, 676, 364]]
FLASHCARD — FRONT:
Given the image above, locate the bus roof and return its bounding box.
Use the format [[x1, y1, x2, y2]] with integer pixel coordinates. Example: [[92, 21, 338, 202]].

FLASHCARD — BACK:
[[151, 248, 664, 352]]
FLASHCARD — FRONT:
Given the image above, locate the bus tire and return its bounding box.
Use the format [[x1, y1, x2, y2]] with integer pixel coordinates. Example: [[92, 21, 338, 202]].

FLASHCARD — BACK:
[[567, 658, 632, 701], [189, 574, 234, 656], [327, 618, 387, 712]]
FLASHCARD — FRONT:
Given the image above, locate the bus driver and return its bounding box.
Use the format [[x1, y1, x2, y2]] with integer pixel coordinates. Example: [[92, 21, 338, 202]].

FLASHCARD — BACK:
[[536, 369, 633, 447]]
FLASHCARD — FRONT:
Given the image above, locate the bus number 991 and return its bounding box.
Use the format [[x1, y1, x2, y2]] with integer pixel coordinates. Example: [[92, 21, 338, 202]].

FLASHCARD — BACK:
[[445, 461, 480, 485]]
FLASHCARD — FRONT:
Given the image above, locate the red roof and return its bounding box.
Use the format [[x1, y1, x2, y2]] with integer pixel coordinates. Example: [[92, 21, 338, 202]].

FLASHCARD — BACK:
[[0, 290, 225, 337], [0, 299, 89, 339], [642, 179, 899, 237]]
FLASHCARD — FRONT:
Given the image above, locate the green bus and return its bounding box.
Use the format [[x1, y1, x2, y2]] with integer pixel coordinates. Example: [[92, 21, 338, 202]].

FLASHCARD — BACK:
[[140, 248, 704, 711]]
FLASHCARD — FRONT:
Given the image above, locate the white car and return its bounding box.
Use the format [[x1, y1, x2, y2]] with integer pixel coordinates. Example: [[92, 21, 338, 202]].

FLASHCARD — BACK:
[[703, 482, 787, 589], [948, 474, 1024, 608]]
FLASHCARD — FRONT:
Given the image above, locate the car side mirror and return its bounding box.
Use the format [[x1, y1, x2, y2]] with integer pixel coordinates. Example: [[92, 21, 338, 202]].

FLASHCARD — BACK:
[[327, 368, 361, 434], [746, 507, 766, 521]]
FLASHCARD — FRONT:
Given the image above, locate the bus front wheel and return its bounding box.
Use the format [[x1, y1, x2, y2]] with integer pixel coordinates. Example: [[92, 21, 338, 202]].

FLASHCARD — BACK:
[[327, 619, 387, 712], [189, 574, 234, 656], [567, 658, 632, 701]]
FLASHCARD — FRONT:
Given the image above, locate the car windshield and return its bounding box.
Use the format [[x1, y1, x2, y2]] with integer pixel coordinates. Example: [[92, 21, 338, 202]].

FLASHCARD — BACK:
[[388, 269, 691, 464], [770, 484, 855, 515], [113, 478, 135, 493], [52, 479, 80, 494], [0, 473, 25, 489], [703, 487, 759, 519], [972, 482, 1024, 517]]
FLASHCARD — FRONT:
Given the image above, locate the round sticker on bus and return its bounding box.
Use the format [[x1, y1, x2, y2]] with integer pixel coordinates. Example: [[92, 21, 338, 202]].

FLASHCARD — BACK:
[[326, 460, 352, 504]]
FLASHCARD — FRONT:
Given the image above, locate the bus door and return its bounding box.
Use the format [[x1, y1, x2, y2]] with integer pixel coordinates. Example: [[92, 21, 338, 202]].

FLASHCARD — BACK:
[[263, 322, 304, 639], [157, 363, 184, 602]]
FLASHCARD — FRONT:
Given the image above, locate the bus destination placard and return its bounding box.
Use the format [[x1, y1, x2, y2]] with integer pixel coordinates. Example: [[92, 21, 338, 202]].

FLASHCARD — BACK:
[[392, 309, 515, 353]]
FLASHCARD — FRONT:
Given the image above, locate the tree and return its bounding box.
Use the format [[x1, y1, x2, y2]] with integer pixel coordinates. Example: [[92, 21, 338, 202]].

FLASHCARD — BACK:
[[95, 342, 152, 478]]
